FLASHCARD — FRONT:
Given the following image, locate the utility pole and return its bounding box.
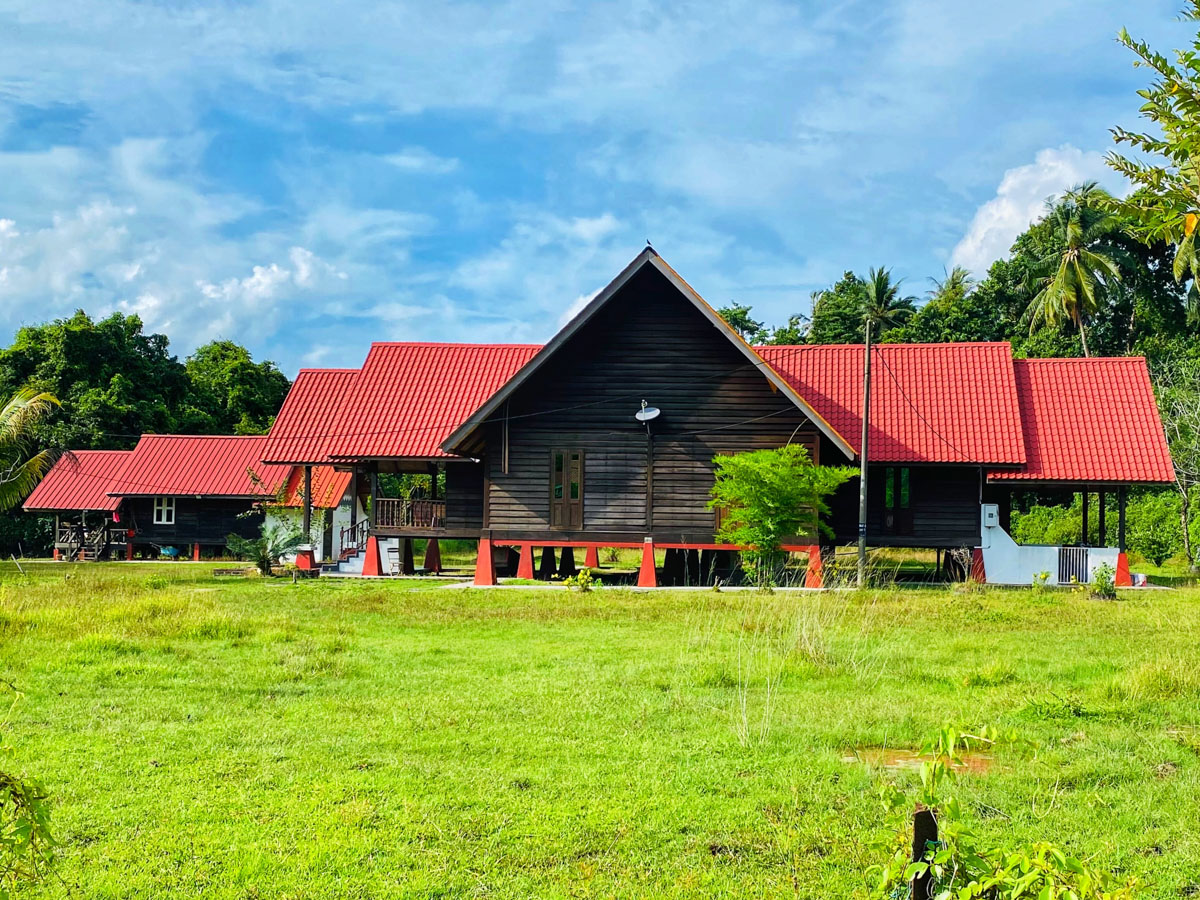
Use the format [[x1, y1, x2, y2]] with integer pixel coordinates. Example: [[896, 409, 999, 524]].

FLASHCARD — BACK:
[[857, 318, 872, 588]]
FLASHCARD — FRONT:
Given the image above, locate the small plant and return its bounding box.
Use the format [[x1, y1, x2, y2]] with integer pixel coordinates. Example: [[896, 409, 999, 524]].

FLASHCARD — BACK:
[[143, 574, 169, 591], [604, 547, 620, 564], [868, 725, 1140, 899], [0, 682, 55, 894], [1031, 570, 1051, 591], [562, 570, 595, 592], [225, 522, 305, 577], [1091, 562, 1118, 600]]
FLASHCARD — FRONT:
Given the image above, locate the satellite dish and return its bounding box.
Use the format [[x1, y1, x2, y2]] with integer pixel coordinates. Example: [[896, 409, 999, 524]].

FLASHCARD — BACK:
[[635, 400, 661, 423]]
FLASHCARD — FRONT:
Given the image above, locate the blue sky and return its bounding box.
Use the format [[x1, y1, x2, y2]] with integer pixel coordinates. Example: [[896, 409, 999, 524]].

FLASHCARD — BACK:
[[0, 0, 1184, 374]]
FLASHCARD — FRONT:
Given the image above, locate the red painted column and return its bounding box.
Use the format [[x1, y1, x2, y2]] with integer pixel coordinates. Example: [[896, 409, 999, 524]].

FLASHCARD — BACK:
[[52, 547, 59, 561], [193, 543, 201, 562], [637, 538, 657, 588], [295, 548, 316, 571], [1115, 552, 1132, 587], [970, 548, 986, 584], [516, 543, 534, 579], [473, 536, 497, 586], [584, 545, 600, 569], [423, 539, 442, 573], [803, 545, 824, 588], [125, 541, 134, 561], [361, 535, 384, 577]]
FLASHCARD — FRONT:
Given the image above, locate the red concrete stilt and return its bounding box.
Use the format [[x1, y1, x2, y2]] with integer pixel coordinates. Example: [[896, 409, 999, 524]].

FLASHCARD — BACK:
[[1115, 552, 1132, 587], [423, 539, 442, 573], [584, 545, 600, 568], [52, 547, 59, 561], [516, 543, 534, 579], [803, 545, 824, 588], [125, 541, 134, 561], [637, 538, 657, 588], [361, 535, 385, 577], [193, 542, 201, 562], [401, 539, 416, 575], [473, 536, 497, 586], [970, 548, 986, 584], [295, 548, 316, 571]]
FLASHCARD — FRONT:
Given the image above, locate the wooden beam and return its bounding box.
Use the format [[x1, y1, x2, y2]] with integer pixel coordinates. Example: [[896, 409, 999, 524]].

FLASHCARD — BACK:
[[1118, 486, 1128, 552], [1098, 489, 1107, 547], [1081, 488, 1089, 547], [302, 465, 313, 539]]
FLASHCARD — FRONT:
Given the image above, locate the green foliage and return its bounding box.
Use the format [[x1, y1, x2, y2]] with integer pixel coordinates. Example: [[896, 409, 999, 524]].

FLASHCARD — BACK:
[[1108, 4, 1200, 316], [1126, 490, 1185, 565], [0, 389, 59, 513], [709, 445, 855, 588], [180, 341, 291, 435], [226, 522, 305, 576], [715, 303, 765, 342], [869, 726, 1140, 899], [0, 683, 55, 895], [1022, 183, 1127, 357], [561, 570, 595, 592], [862, 266, 916, 333], [1091, 562, 1118, 600], [808, 271, 869, 344]]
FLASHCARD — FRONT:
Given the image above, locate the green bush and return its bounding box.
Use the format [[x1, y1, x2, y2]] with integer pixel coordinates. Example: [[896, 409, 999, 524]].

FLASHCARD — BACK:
[[1125, 490, 1183, 566]]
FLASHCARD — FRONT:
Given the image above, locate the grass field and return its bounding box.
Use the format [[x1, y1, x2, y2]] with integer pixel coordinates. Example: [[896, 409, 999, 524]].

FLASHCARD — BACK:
[[1, 562, 1198, 898]]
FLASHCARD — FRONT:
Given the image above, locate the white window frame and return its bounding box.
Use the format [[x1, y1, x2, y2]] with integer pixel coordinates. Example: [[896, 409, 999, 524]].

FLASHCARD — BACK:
[[153, 496, 175, 525]]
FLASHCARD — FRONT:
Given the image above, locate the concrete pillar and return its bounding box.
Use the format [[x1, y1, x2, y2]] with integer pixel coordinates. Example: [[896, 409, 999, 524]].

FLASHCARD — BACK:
[[516, 543, 534, 579], [423, 539, 442, 573], [637, 538, 657, 588], [558, 547, 577, 578], [473, 535, 496, 586], [584, 545, 600, 568]]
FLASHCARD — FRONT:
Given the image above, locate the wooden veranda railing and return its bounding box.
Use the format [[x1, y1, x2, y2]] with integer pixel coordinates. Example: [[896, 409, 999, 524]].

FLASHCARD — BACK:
[[374, 498, 445, 530]]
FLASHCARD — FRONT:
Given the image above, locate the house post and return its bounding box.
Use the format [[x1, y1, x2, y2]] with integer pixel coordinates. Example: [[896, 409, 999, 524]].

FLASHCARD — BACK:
[[638, 537, 657, 588], [516, 543, 534, 579], [1081, 488, 1090, 547], [295, 464, 317, 571], [1118, 486, 1128, 552], [473, 531, 497, 586], [1098, 488, 1107, 547], [369, 469, 379, 529]]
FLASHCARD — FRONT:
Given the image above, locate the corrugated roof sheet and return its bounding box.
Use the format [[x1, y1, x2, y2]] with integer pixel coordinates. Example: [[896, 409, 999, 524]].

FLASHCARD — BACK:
[[261, 369, 360, 464], [277, 465, 354, 509], [108, 435, 291, 497], [22, 450, 132, 512], [990, 358, 1174, 483], [321, 343, 540, 460], [758, 342, 1027, 464]]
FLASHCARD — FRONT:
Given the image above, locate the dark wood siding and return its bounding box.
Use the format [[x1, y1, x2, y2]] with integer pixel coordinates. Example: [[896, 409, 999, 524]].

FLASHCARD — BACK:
[[827, 465, 982, 547], [444, 462, 485, 531], [126, 497, 264, 546], [484, 264, 825, 541]]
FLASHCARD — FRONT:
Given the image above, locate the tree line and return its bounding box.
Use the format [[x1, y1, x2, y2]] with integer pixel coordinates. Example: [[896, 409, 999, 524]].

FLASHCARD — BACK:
[[0, 310, 290, 554]]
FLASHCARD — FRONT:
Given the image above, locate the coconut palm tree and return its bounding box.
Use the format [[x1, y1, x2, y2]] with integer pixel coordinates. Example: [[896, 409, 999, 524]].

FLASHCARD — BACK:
[[1024, 182, 1125, 357], [928, 265, 975, 305], [0, 388, 59, 511], [862, 266, 917, 332]]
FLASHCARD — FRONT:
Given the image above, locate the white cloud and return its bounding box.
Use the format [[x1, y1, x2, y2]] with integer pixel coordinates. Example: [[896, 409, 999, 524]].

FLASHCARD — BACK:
[[949, 145, 1127, 275], [382, 147, 459, 174]]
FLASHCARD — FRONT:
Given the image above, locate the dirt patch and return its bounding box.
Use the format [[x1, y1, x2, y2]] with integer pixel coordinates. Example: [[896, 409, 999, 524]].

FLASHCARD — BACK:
[[842, 747, 995, 774]]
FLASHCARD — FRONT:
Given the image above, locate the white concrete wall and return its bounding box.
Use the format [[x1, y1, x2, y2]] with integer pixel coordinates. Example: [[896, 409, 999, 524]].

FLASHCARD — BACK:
[[979, 503, 1120, 586]]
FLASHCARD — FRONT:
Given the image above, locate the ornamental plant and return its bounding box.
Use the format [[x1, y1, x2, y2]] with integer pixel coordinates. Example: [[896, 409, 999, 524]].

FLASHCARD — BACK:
[[709, 445, 855, 589], [868, 725, 1140, 900]]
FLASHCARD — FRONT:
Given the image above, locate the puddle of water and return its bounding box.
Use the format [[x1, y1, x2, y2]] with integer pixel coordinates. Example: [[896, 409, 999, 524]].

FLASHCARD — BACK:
[[842, 747, 995, 774]]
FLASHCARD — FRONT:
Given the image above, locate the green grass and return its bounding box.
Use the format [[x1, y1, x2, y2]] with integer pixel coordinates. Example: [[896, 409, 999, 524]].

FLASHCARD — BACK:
[[2, 562, 1199, 897]]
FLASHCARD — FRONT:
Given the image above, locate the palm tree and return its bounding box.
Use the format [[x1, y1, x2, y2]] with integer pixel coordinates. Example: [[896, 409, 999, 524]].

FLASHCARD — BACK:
[[0, 388, 59, 511], [928, 265, 975, 305], [1024, 182, 1124, 357], [862, 266, 917, 331]]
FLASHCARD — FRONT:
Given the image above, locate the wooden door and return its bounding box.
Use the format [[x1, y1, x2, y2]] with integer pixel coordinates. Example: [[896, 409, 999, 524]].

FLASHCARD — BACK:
[[550, 449, 584, 529]]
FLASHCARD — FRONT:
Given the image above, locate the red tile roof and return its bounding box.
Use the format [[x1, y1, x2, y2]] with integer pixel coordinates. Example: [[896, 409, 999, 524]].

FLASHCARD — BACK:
[[757, 342, 1027, 464], [22, 450, 132, 512], [107, 435, 291, 498], [285, 340, 540, 460], [277, 465, 354, 509], [261, 369, 359, 464], [989, 358, 1174, 484]]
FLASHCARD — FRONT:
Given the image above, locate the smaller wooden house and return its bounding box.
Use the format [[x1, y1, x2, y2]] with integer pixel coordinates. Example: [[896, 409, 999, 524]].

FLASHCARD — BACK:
[[23, 435, 349, 561]]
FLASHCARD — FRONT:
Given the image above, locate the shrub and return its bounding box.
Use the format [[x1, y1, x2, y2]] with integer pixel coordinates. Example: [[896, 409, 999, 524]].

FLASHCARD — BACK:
[[709, 445, 855, 590], [226, 522, 304, 577], [1125, 490, 1184, 566], [1091, 562, 1118, 600]]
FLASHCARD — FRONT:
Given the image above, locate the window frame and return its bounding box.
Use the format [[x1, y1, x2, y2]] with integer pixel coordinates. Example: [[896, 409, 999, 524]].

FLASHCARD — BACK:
[[153, 496, 176, 526]]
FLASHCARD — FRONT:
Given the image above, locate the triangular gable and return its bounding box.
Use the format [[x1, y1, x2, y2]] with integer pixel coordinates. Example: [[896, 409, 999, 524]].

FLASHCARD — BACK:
[[440, 248, 855, 457]]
